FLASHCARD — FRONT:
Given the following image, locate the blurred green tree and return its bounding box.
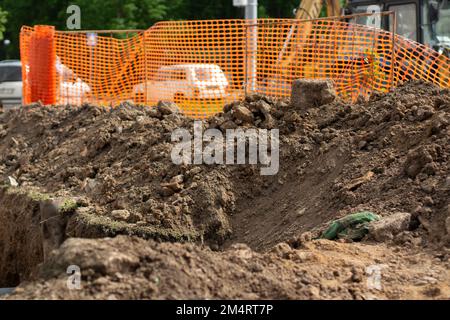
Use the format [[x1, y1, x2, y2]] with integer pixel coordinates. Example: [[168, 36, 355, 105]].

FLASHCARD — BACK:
[[1, 0, 315, 58], [0, 6, 7, 40]]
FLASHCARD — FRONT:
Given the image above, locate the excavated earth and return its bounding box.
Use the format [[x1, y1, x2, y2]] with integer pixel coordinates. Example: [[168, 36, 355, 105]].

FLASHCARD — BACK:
[[0, 81, 449, 299]]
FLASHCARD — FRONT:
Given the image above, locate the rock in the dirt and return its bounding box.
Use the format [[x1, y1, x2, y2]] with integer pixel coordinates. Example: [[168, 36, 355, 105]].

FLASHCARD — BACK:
[[249, 100, 271, 115], [245, 93, 265, 103], [291, 79, 336, 111], [115, 125, 123, 134], [261, 114, 276, 129], [233, 105, 254, 123], [368, 212, 411, 241], [220, 120, 238, 131], [161, 175, 184, 193], [7, 176, 18, 187], [429, 113, 449, 134], [403, 145, 436, 178], [111, 209, 131, 221], [159, 187, 175, 197], [171, 174, 184, 185], [43, 237, 140, 278], [135, 115, 146, 123], [147, 107, 161, 118], [82, 178, 98, 194], [270, 242, 293, 259], [157, 101, 180, 115]]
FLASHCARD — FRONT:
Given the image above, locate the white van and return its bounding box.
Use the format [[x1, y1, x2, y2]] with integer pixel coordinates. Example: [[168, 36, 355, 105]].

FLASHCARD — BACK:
[[133, 64, 229, 104], [0, 60, 22, 109]]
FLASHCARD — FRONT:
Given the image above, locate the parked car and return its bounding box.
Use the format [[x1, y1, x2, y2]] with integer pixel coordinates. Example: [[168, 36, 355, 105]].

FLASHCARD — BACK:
[[0, 60, 22, 109], [132, 64, 229, 104], [0, 59, 91, 108]]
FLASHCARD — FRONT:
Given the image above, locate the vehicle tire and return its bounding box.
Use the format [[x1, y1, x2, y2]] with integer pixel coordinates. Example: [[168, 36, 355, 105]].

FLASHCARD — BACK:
[[174, 93, 186, 105]]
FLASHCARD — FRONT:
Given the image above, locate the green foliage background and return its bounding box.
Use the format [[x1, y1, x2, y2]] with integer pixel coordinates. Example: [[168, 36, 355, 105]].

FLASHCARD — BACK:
[[0, 0, 324, 59], [0, 6, 7, 41]]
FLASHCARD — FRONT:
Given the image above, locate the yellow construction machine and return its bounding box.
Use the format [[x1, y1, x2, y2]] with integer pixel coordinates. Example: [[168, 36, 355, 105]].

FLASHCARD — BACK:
[[262, 0, 342, 94]]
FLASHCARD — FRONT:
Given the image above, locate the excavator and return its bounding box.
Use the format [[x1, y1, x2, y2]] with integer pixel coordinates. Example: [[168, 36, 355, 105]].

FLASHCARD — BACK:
[[345, 0, 450, 57], [270, 0, 449, 97], [259, 1, 338, 92], [290, 0, 450, 54], [294, 0, 342, 19], [265, 0, 342, 94]]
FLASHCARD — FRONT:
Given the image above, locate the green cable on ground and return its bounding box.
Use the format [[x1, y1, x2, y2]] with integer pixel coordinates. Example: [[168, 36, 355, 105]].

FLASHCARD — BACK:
[[320, 211, 380, 241]]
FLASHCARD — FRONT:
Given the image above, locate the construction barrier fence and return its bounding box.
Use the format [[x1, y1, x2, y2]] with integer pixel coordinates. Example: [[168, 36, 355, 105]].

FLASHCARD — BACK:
[[20, 12, 450, 118]]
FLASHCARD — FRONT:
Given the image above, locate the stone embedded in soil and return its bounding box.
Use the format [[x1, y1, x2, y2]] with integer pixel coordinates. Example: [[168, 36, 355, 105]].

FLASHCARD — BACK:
[[270, 242, 293, 259], [249, 100, 271, 115], [368, 212, 412, 242], [232, 105, 254, 123], [445, 176, 450, 188], [219, 120, 238, 130], [44, 237, 141, 278], [446, 205, 450, 234], [160, 175, 184, 194], [261, 114, 276, 129], [7, 176, 18, 187], [81, 178, 98, 194], [403, 145, 437, 178], [157, 101, 180, 115], [291, 79, 336, 111], [159, 187, 175, 197], [111, 210, 131, 221]]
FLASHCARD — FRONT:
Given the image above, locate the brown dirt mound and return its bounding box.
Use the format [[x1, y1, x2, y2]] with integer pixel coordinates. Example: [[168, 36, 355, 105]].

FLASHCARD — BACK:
[[0, 81, 449, 298], [0, 81, 448, 249]]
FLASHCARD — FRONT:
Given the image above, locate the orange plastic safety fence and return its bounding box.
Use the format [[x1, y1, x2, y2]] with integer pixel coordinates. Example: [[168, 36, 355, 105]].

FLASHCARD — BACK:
[[20, 16, 450, 118], [393, 35, 450, 87], [256, 18, 397, 101], [21, 25, 57, 105]]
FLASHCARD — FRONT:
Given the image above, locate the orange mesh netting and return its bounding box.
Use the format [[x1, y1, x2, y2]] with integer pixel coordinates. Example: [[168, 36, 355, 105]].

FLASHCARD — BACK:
[[20, 13, 450, 118], [23, 25, 57, 105]]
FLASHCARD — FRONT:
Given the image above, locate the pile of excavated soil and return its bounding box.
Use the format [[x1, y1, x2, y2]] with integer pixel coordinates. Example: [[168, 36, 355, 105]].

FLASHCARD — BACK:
[[1, 81, 449, 248], [0, 81, 449, 299]]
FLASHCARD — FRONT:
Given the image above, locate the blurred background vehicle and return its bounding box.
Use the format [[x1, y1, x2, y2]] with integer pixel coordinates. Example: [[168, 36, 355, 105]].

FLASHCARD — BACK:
[[0, 58, 91, 109], [0, 60, 22, 109], [133, 64, 229, 105]]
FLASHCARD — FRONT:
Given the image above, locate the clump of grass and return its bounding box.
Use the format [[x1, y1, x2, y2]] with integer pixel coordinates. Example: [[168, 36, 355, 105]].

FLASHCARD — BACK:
[[2, 186, 78, 215], [74, 211, 199, 242], [28, 190, 51, 202], [59, 198, 79, 214]]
